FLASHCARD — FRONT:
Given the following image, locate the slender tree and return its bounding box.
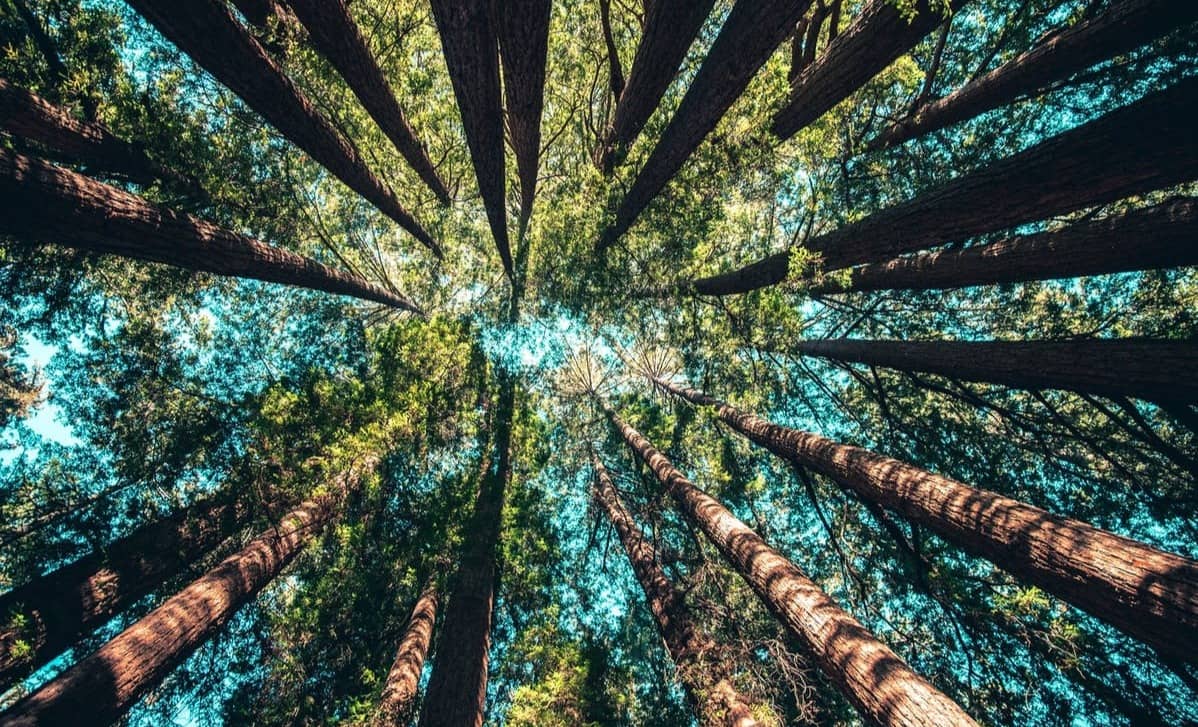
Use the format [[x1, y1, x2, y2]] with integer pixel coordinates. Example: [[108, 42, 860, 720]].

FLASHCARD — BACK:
[[683, 76, 1198, 296], [868, 0, 1198, 150], [652, 377, 1198, 662], [0, 149, 424, 313], [125, 0, 441, 256], [597, 398, 978, 727], [429, 0, 512, 277], [375, 579, 439, 726], [598, 0, 625, 103], [495, 0, 551, 230], [596, 0, 717, 174], [596, 0, 813, 253], [591, 451, 760, 727]]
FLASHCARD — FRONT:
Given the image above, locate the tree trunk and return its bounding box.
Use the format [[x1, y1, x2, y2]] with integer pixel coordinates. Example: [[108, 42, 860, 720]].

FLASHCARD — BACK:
[[229, 0, 288, 29], [771, 0, 965, 140], [591, 452, 760, 727], [686, 76, 1198, 296], [0, 149, 423, 313], [800, 1, 827, 69], [375, 579, 439, 726], [790, 338, 1198, 405], [596, 0, 812, 253], [284, 0, 450, 205], [429, 0, 512, 277], [125, 0, 441, 256], [598, 400, 977, 727], [495, 0, 551, 230], [809, 197, 1198, 293], [655, 378, 1198, 663], [599, 0, 626, 102], [597, 0, 717, 174], [869, 0, 1198, 150], [0, 494, 250, 694], [416, 377, 516, 727]]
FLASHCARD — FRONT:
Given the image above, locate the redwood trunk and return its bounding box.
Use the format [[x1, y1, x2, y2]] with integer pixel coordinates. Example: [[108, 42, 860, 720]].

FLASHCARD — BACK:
[[126, 0, 441, 255], [285, 0, 450, 204], [771, 0, 966, 140], [0, 149, 423, 313], [597, 0, 812, 253], [657, 378, 1198, 663], [430, 0, 512, 276], [791, 339, 1198, 405], [495, 0, 551, 229], [688, 76, 1198, 296], [376, 580, 439, 726], [597, 0, 717, 173], [869, 0, 1198, 150], [591, 452, 759, 727], [809, 197, 1198, 293], [0, 495, 249, 693], [599, 401, 977, 727]]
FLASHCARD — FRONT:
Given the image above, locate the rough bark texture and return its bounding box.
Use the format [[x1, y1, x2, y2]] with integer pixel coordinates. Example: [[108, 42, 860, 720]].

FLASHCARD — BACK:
[[687, 76, 1198, 296], [809, 197, 1198, 293], [600, 401, 978, 727], [430, 0, 512, 276], [771, 0, 966, 140], [597, 0, 717, 173], [869, 0, 1198, 150], [0, 492, 346, 726], [375, 580, 439, 726], [597, 0, 812, 253], [792, 339, 1198, 405], [495, 0, 551, 229], [285, 0, 450, 204], [0, 495, 249, 694], [126, 0, 440, 255], [657, 378, 1198, 663], [0, 149, 423, 313]]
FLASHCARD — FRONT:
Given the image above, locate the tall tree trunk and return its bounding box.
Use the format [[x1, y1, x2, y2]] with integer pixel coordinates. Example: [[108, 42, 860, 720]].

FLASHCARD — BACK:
[[0, 149, 423, 313], [597, 0, 717, 174], [800, 1, 827, 68], [429, 0, 512, 277], [591, 452, 760, 727], [125, 0, 441, 256], [790, 339, 1198, 405], [596, 0, 812, 253], [375, 579, 439, 726], [417, 376, 516, 727], [0, 494, 250, 694], [599, 0, 626, 102], [284, 0, 451, 205], [597, 399, 978, 727], [8, 0, 67, 104], [495, 0, 551, 231], [771, 0, 966, 140], [685, 76, 1198, 296], [869, 0, 1198, 150], [654, 378, 1198, 663], [808, 197, 1198, 294], [229, 0, 288, 29]]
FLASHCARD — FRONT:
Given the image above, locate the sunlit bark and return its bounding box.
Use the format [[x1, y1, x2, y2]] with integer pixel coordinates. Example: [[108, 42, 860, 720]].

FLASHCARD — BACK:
[[376, 579, 439, 726], [495, 0, 551, 229]]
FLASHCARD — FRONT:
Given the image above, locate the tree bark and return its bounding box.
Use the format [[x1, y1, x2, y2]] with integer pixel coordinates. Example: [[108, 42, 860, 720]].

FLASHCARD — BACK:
[[429, 0, 512, 277], [598, 400, 978, 727], [495, 0, 551, 230], [771, 0, 966, 140], [591, 452, 760, 727], [596, 0, 812, 253], [685, 76, 1198, 296], [599, 0, 626, 102], [0, 149, 423, 313], [808, 197, 1198, 294], [597, 0, 717, 174], [655, 378, 1198, 663], [375, 579, 439, 726], [790, 338, 1198, 405], [229, 0, 288, 29], [125, 0, 441, 256], [0, 494, 250, 694], [800, 1, 827, 69], [869, 0, 1198, 150]]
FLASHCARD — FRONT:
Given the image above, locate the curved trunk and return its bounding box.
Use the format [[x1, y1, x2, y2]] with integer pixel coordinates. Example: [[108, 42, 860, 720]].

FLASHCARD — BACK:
[[375, 580, 439, 726], [495, 0, 551, 229], [598, 400, 977, 727], [0, 149, 423, 313], [655, 378, 1198, 663], [869, 0, 1198, 150], [126, 0, 441, 256], [597, 0, 812, 253]]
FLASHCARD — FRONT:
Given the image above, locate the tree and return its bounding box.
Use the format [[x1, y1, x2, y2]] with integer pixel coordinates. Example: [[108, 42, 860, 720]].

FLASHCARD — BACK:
[[376, 578, 439, 726], [495, 0, 551, 230]]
